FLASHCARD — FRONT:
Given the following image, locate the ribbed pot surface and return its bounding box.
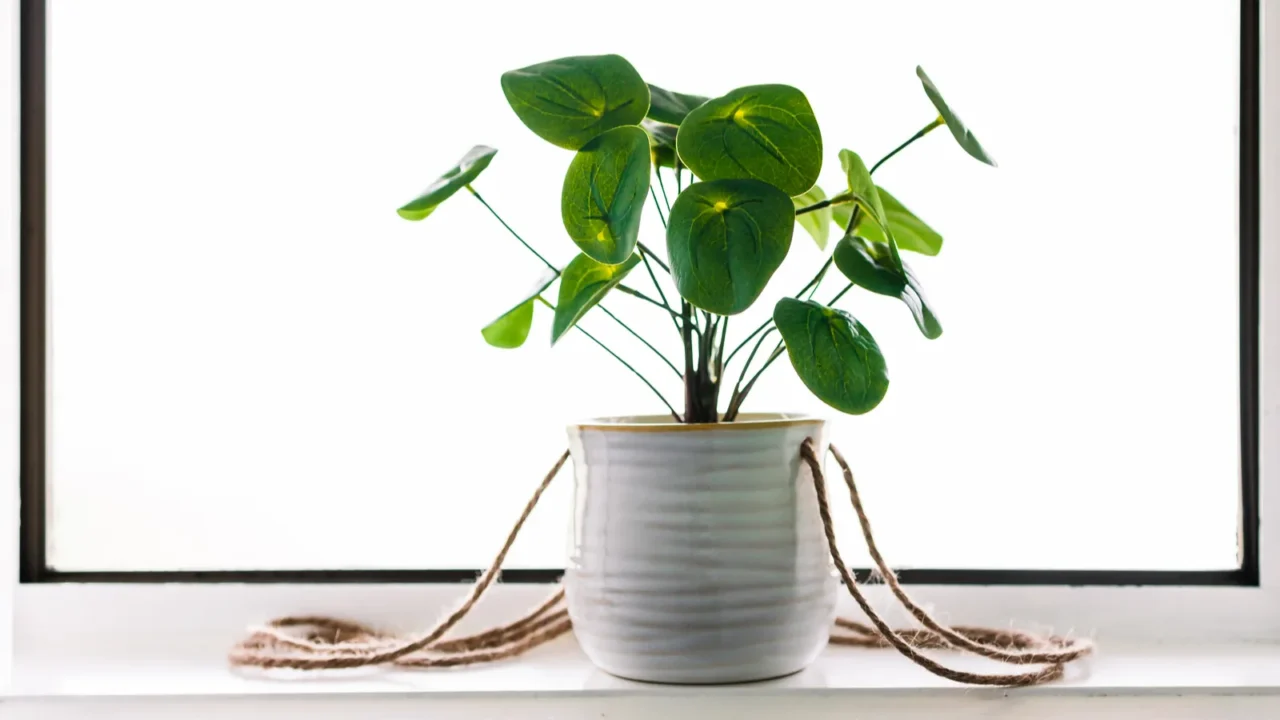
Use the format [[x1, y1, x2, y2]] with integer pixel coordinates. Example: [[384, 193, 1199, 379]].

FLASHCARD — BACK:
[[564, 413, 837, 684]]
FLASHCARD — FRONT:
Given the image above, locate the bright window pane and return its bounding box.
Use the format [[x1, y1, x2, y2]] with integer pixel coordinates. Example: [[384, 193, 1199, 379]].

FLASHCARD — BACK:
[[46, 0, 1241, 572]]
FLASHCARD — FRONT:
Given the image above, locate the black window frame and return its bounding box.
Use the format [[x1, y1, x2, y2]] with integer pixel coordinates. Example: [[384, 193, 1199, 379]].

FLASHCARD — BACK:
[[17, 0, 1262, 585]]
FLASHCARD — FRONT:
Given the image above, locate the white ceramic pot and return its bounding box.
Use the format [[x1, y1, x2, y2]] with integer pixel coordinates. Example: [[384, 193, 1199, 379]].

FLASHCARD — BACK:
[[564, 413, 838, 684]]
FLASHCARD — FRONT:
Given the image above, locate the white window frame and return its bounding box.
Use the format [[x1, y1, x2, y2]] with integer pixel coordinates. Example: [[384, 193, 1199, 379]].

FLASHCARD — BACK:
[[2, 0, 1279, 697]]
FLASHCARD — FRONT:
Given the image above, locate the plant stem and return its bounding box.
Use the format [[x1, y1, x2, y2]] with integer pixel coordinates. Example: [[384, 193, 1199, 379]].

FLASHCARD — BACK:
[[731, 326, 778, 400], [869, 116, 945, 175], [715, 316, 729, 382], [615, 284, 677, 316], [794, 194, 854, 216], [649, 186, 668, 229], [800, 256, 834, 300], [598, 306, 682, 378], [681, 300, 696, 421], [638, 242, 671, 274], [828, 282, 854, 305], [794, 198, 831, 216], [635, 251, 682, 336], [536, 297, 680, 422], [468, 188, 558, 274], [724, 317, 774, 368], [724, 342, 785, 421], [655, 169, 672, 212]]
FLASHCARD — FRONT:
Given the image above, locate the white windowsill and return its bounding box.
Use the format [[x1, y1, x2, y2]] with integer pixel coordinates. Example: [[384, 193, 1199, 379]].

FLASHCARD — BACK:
[[5, 640, 1280, 719]]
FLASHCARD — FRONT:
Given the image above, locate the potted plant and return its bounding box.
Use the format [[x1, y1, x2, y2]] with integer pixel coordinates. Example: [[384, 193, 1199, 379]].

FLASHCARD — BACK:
[[397, 54, 994, 684]]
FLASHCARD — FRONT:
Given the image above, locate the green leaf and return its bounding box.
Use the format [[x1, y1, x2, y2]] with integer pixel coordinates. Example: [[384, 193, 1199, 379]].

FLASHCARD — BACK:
[[396, 145, 497, 221], [833, 235, 942, 339], [916, 66, 996, 167], [676, 85, 822, 197], [839, 149, 901, 270], [646, 84, 709, 125], [774, 297, 889, 415], [482, 301, 534, 349], [793, 185, 832, 250], [481, 269, 558, 349], [642, 119, 680, 169], [833, 186, 943, 256], [666, 179, 794, 315], [561, 126, 651, 265], [500, 55, 650, 150], [552, 253, 641, 344]]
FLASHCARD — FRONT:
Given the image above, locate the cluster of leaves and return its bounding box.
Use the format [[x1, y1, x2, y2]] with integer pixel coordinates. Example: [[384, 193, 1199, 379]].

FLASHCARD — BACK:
[[398, 56, 994, 422]]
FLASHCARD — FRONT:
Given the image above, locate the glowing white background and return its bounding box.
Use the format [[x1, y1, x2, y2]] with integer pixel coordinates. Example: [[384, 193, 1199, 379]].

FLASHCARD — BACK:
[[45, 0, 1240, 571]]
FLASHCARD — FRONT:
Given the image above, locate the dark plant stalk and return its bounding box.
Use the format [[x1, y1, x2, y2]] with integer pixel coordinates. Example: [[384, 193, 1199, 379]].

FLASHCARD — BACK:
[[869, 116, 945, 175], [714, 316, 729, 382], [681, 300, 697, 422], [598, 306, 682, 378], [536, 297, 680, 422]]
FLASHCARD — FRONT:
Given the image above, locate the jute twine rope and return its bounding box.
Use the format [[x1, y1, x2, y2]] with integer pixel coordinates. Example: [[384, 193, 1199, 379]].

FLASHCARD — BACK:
[[230, 441, 1093, 685]]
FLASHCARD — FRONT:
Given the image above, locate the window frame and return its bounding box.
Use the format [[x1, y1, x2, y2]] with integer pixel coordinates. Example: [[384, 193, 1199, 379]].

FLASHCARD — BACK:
[[13, 0, 1264, 587]]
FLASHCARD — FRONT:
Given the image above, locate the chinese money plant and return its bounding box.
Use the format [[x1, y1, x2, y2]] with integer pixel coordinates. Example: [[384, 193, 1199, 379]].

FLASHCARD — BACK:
[[398, 55, 995, 423]]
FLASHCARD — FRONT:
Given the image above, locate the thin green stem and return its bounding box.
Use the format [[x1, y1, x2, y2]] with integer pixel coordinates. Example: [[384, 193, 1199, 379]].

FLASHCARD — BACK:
[[615, 284, 679, 319], [725, 342, 785, 421], [656, 169, 672, 212], [828, 283, 854, 305], [794, 198, 832, 216], [800, 256, 834, 300], [469, 188, 558, 274], [869, 116, 945, 175], [725, 317, 775, 368], [636, 251, 682, 336], [599, 305, 682, 378], [638, 242, 671, 274], [537, 296, 680, 422], [795, 193, 854, 217], [649, 186, 668, 229], [732, 326, 778, 399]]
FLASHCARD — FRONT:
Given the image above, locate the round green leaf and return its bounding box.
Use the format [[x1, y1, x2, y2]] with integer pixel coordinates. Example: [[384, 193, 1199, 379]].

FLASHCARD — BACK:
[[835, 185, 943, 256], [833, 235, 942, 339], [774, 297, 889, 415], [646, 83, 709, 125], [666, 179, 794, 315], [676, 85, 822, 197], [481, 269, 558, 349], [396, 146, 497, 221], [500, 55, 650, 150], [916, 66, 996, 167], [793, 185, 832, 250], [552, 253, 641, 344], [561, 126, 651, 266]]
